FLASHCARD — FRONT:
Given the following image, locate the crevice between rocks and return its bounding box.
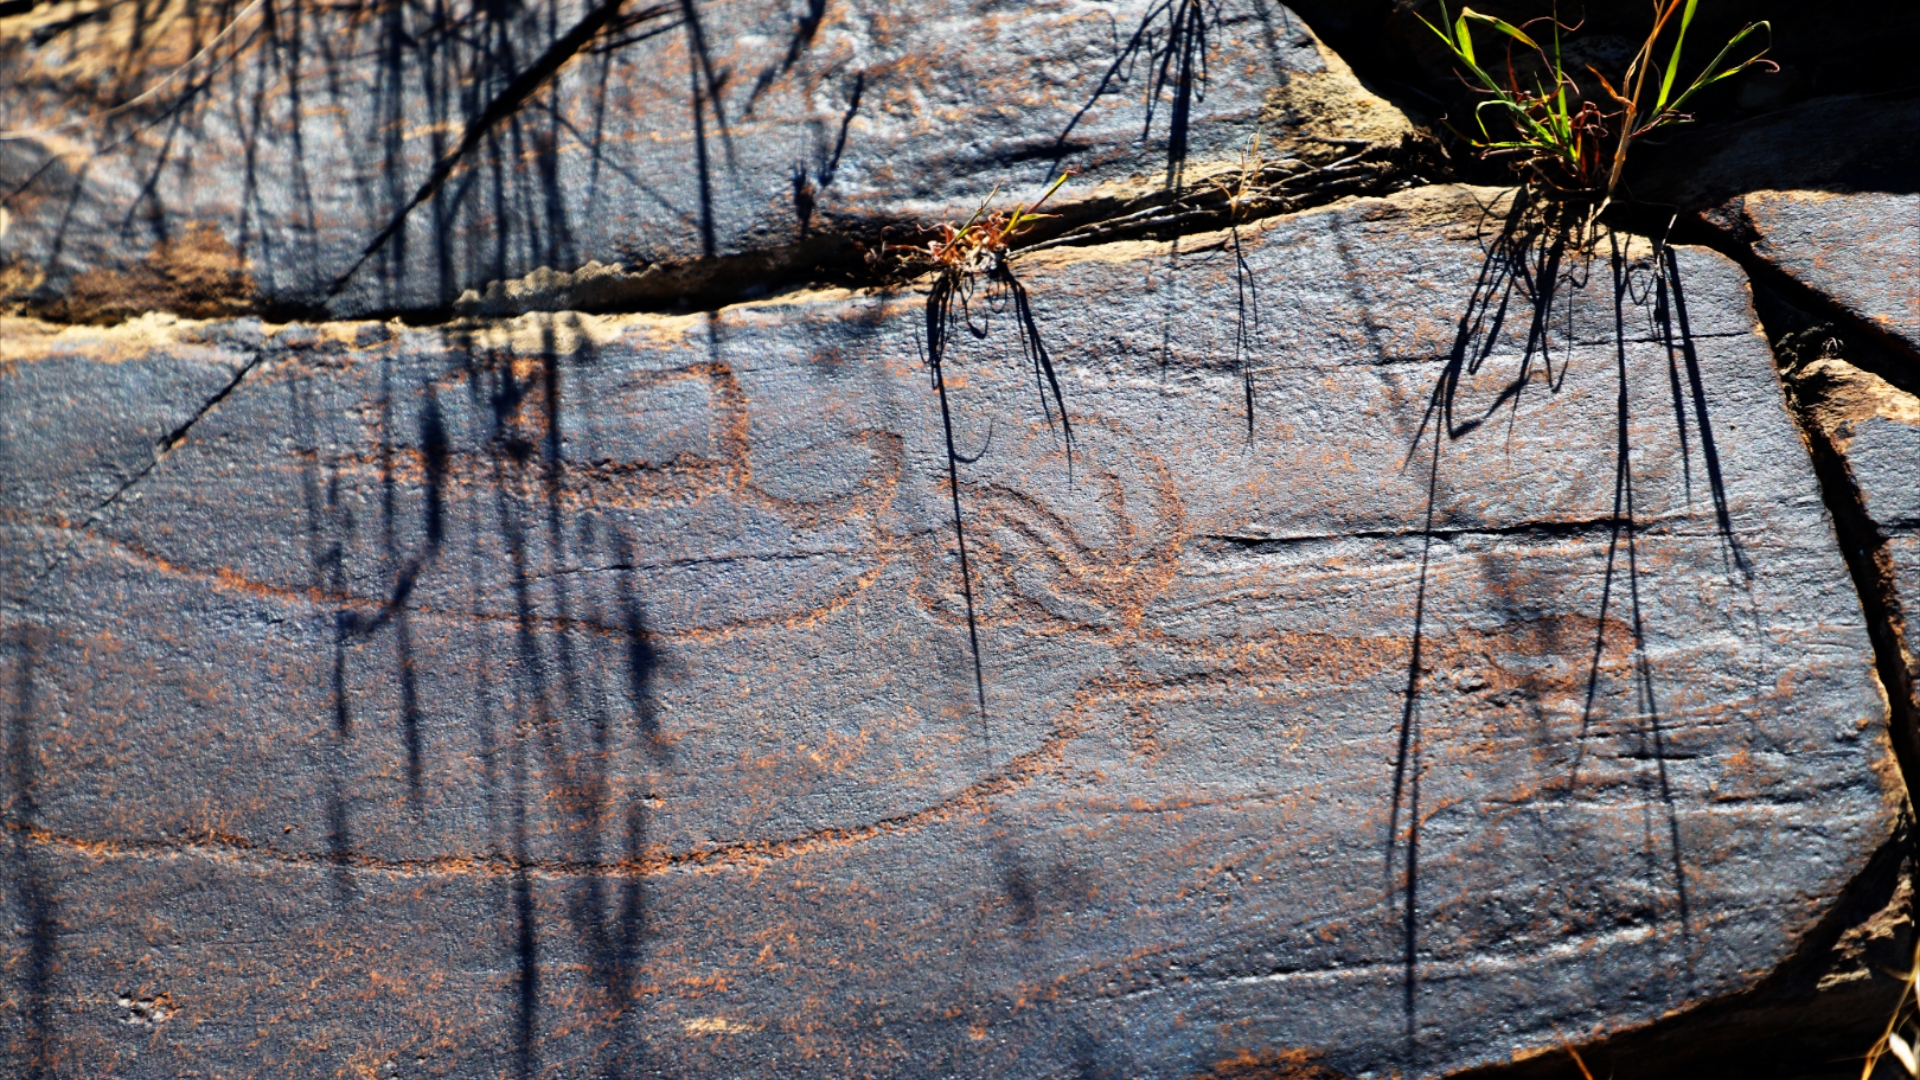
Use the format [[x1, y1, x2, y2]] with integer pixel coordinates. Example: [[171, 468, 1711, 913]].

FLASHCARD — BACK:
[[1678, 205, 1920, 377], [9, 133, 1443, 331], [1755, 289, 1920, 787], [394, 132, 1434, 325]]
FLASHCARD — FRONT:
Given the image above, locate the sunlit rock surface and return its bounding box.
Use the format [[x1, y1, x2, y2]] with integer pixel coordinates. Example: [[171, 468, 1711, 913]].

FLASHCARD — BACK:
[[1789, 348, 1920, 760], [1732, 191, 1920, 358], [0, 185, 1901, 1078], [0, 0, 1338, 318]]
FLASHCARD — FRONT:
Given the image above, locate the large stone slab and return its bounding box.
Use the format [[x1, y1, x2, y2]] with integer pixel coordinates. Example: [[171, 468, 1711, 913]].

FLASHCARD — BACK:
[[1707, 190, 1920, 361], [0, 0, 1351, 319], [0, 185, 1900, 1078]]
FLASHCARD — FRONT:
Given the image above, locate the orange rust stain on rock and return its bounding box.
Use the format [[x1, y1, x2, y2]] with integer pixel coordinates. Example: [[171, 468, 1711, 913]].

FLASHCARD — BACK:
[[0, 259, 44, 309], [10, 673, 1095, 881], [52, 222, 256, 323], [1193, 1047, 1348, 1079]]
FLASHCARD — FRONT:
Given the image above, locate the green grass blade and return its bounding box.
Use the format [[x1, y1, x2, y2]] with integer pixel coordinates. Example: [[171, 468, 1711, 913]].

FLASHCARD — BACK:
[[1416, 8, 1506, 97], [1462, 8, 1540, 50], [1654, 0, 1700, 113], [1455, 10, 1476, 65], [1473, 97, 1556, 149], [960, 184, 1003, 232], [1661, 21, 1770, 120]]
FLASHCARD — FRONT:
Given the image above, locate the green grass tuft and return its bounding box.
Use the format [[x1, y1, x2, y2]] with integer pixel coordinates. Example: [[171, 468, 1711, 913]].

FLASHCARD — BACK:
[[1416, 0, 1773, 210]]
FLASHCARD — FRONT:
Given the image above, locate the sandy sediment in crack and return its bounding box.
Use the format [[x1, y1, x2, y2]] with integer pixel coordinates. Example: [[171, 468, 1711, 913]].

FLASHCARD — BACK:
[[0, 310, 274, 366], [442, 49, 1432, 324], [6, 133, 1434, 329], [0, 292, 879, 356], [2, 185, 1502, 340], [1793, 354, 1920, 442], [1262, 24, 1414, 147]]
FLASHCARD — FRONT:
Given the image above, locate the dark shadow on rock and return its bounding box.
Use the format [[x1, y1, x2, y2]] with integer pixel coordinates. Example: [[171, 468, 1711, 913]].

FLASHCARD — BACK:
[[450, 315, 657, 1076], [744, 0, 828, 115], [4, 630, 57, 1080], [791, 70, 864, 239], [1601, 233, 1692, 960], [1, 0, 739, 317], [325, 0, 697, 303], [1629, 88, 1920, 213], [288, 370, 362, 902], [1051, 0, 1217, 190], [260, 315, 661, 1071], [1395, 189, 1716, 1062]]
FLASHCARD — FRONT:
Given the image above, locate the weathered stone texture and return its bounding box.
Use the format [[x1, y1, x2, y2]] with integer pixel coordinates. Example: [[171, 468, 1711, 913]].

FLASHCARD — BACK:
[[0, 185, 1900, 1078], [0, 0, 1332, 318], [1718, 191, 1920, 361], [1790, 352, 1920, 739]]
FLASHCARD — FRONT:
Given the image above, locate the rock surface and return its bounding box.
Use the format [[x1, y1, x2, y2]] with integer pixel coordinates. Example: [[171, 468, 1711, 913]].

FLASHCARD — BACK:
[[1786, 344, 1920, 765], [0, 184, 1903, 1078], [0, 0, 1372, 319], [1714, 177, 1920, 801], [1711, 190, 1920, 360]]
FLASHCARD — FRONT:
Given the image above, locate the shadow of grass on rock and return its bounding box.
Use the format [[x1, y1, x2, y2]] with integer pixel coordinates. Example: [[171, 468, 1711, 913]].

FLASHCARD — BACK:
[[1387, 186, 1777, 1072]]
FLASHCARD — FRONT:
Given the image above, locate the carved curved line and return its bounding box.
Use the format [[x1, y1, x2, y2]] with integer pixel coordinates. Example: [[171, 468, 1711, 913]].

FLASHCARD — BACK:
[[4, 683, 1102, 881], [5, 508, 907, 647]]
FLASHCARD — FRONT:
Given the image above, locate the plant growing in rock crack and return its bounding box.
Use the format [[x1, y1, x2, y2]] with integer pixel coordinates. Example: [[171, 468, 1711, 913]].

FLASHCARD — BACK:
[[1865, 937, 1920, 1079], [883, 174, 1075, 722], [1417, 0, 1773, 216]]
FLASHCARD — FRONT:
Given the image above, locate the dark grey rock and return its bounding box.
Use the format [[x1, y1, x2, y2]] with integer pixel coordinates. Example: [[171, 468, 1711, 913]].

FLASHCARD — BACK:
[[1786, 349, 1920, 761], [1718, 190, 1920, 361], [0, 185, 1899, 1078], [1634, 91, 1920, 212], [0, 0, 1333, 319], [0, 315, 262, 602]]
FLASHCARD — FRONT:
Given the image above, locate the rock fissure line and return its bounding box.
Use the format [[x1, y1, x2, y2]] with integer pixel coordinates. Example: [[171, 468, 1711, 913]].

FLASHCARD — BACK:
[[11, 140, 1433, 330], [1205, 514, 1673, 550], [1765, 313, 1920, 788], [427, 137, 1425, 326], [1682, 209, 1920, 376], [0, 350, 278, 616], [81, 351, 272, 529], [1118, 921, 1675, 1002]]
